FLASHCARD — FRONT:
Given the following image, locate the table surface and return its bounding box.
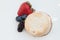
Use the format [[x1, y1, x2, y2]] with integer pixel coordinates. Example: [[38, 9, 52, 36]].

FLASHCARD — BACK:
[[0, 0, 60, 40]]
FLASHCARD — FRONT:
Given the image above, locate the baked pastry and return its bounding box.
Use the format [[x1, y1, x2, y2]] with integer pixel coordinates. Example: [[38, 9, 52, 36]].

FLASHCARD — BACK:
[[25, 11, 52, 36]]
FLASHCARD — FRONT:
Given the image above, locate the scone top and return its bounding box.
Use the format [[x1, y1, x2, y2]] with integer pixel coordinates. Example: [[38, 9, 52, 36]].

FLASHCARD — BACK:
[[25, 11, 52, 37]]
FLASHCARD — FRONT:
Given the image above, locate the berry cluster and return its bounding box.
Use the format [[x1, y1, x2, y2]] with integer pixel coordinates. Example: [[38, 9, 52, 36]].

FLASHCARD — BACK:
[[16, 1, 34, 32]]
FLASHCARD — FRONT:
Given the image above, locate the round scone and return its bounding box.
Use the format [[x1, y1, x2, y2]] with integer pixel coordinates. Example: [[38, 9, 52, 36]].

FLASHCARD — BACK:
[[25, 11, 52, 36]]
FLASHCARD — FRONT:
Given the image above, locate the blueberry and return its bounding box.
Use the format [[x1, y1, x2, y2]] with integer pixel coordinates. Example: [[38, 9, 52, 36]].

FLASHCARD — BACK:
[[21, 14, 27, 20], [16, 14, 27, 22], [17, 21, 24, 32], [16, 16, 23, 22]]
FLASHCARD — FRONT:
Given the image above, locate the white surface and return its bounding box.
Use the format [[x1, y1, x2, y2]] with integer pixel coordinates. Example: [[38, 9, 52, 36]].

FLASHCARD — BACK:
[[0, 0, 60, 40]]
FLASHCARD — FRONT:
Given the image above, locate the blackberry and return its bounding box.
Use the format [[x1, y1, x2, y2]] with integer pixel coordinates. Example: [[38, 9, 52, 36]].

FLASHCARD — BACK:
[[17, 21, 24, 32]]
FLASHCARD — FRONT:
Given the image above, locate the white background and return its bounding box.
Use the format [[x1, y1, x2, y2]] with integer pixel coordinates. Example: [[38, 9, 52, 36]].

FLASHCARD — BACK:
[[0, 0, 60, 40]]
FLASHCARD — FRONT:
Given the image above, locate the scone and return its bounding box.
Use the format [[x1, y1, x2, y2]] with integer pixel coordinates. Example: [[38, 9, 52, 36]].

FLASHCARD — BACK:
[[25, 11, 52, 36]]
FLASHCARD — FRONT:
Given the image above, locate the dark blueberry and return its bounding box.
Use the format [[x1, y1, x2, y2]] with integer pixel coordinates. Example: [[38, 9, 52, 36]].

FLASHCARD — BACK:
[[17, 21, 24, 32], [16, 16, 23, 22], [21, 14, 27, 20]]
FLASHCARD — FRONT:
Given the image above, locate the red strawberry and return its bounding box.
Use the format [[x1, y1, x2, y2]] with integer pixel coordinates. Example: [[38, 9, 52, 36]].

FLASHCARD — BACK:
[[17, 2, 33, 16]]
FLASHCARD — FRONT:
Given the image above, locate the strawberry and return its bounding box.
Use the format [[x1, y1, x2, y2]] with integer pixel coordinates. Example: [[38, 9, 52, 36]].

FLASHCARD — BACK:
[[17, 2, 33, 16]]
